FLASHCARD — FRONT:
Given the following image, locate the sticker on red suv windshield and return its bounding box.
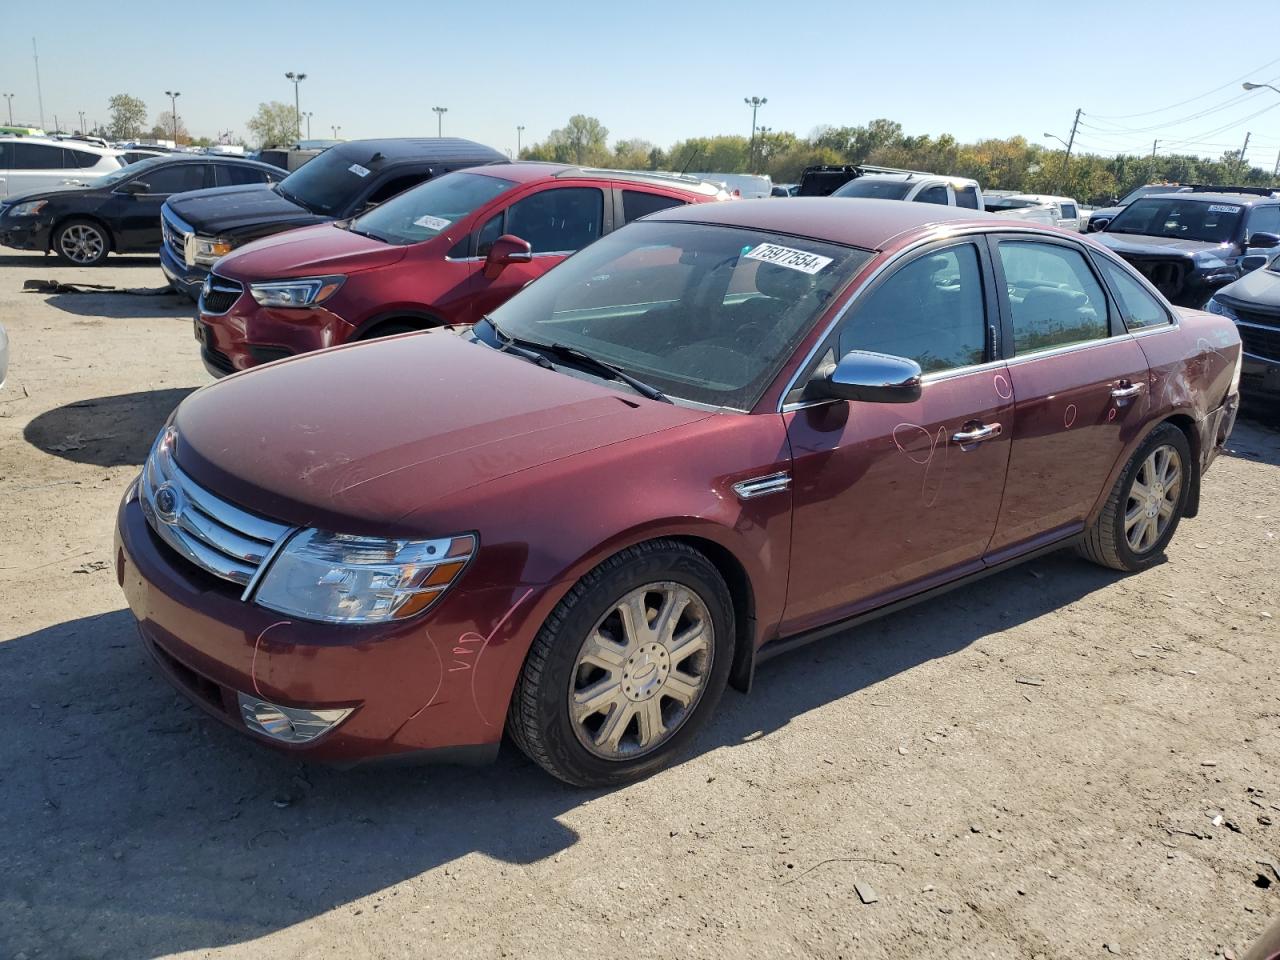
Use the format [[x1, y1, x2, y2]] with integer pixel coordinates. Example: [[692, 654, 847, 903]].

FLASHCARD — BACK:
[[348, 163, 371, 178], [413, 214, 451, 231], [1207, 204, 1241, 214], [743, 243, 833, 274]]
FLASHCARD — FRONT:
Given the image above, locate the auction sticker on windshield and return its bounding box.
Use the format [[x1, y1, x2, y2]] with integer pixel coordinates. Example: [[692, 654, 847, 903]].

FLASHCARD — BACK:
[[744, 243, 833, 274], [413, 215, 451, 231], [1208, 204, 1241, 214], [348, 163, 371, 178]]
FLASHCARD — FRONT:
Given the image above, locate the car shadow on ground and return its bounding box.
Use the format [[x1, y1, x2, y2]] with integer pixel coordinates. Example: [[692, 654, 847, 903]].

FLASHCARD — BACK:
[[37, 289, 193, 319], [25, 388, 197, 466], [1226, 415, 1280, 467], [0, 253, 163, 269], [0, 550, 1118, 958]]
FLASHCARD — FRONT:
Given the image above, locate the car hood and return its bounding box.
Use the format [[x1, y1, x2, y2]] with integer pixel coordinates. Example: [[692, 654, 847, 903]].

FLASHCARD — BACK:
[[212, 223, 408, 280], [171, 331, 710, 534], [2, 183, 98, 206], [1216, 262, 1280, 310], [1095, 233, 1227, 259], [164, 183, 328, 237], [1090, 205, 1123, 220]]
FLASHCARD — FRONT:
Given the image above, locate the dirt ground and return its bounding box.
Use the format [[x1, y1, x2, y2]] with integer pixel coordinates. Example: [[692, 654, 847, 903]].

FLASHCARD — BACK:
[[1, 247, 1278, 960]]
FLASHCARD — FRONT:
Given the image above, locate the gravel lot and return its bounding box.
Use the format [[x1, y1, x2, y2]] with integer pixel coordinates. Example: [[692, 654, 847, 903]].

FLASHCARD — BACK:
[[1, 248, 1278, 960]]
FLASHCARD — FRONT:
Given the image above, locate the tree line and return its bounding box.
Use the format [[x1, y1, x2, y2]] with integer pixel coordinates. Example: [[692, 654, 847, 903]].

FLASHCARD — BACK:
[[522, 115, 1280, 205]]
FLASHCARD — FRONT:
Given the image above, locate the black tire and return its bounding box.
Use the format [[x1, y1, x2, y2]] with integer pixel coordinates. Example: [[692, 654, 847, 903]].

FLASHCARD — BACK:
[[1079, 422, 1192, 572], [359, 320, 426, 340], [52, 219, 111, 266], [508, 540, 735, 787]]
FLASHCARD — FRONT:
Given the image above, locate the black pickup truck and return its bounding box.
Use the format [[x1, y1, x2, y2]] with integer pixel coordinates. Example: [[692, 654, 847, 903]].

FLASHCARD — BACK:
[[159, 138, 506, 297]]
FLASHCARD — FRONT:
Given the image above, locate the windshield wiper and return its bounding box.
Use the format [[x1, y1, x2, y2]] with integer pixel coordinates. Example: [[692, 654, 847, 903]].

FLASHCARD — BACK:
[[483, 317, 556, 370], [545, 342, 671, 403]]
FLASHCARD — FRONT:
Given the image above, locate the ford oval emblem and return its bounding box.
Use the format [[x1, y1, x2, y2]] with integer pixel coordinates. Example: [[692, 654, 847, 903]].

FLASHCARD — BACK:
[[153, 483, 184, 524]]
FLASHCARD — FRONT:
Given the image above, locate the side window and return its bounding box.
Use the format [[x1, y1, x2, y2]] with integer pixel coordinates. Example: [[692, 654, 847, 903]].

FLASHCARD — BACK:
[[836, 243, 988, 373], [1095, 257, 1171, 330], [507, 187, 604, 254], [1248, 205, 1280, 238], [62, 149, 100, 169], [954, 185, 980, 210], [217, 164, 273, 186], [139, 164, 210, 194], [998, 241, 1109, 353], [621, 190, 686, 224], [1060, 202, 1078, 219], [11, 143, 62, 170], [475, 211, 504, 257], [915, 184, 949, 205], [365, 174, 427, 207], [0, 142, 7, 168]]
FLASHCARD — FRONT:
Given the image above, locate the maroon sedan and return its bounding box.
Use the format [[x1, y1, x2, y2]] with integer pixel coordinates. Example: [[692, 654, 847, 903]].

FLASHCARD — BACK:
[[193, 163, 726, 375], [116, 199, 1241, 786]]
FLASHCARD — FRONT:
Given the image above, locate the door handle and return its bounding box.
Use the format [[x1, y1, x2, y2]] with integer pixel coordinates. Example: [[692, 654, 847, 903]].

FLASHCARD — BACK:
[[951, 422, 1002, 444], [1110, 381, 1145, 399]]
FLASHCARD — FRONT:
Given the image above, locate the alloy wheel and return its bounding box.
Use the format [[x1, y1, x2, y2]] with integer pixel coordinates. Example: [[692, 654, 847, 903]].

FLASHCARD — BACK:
[[568, 581, 713, 760], [59, 224, 105, 264], [1124, 443, 1182, 554]]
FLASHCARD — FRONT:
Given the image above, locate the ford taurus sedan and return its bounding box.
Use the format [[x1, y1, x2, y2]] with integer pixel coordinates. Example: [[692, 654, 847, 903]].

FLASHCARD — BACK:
[[115, 199, 1242, 786]]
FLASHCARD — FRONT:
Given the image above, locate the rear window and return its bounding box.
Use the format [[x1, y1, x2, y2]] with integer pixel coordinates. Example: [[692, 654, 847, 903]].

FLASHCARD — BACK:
[[62, 148, 102, 169], [832, 178, 912, 201], [621, 190, 686, 224], [955, 185, 980, 210]]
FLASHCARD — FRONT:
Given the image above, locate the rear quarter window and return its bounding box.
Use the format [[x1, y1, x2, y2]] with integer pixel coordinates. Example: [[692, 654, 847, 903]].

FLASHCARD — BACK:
[[1095, 256, 1172, 330], [621, 190, 686, 224]]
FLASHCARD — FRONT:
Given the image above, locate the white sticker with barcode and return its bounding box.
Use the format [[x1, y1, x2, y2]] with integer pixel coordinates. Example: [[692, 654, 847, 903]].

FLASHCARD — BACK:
[[348, 163, 371, 177], [1207, 204, 1241, 214], [413, 214, 451, 231], [743, 242, 832, 274]]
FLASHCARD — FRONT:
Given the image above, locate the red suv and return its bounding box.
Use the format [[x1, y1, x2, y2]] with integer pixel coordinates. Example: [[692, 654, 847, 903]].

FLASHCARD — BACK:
[[194, 163, 727, 375], [118, 199, 1241, 786]]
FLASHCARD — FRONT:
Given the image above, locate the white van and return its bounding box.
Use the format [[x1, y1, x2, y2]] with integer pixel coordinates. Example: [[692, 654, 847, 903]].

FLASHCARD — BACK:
[[0, 137, 124, 197]]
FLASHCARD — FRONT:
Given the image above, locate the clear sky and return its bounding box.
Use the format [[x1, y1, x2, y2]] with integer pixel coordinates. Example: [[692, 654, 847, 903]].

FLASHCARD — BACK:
[[5, 0, 1280, 165]]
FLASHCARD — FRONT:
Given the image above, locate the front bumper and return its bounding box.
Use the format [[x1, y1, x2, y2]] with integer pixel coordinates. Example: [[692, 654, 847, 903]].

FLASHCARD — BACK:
[[0, 218, 52, 252], [115, 487, 545, 765], [159, 243, 209, 298], [1241, 354, 1280, 404], [197, 293, 351, 376]]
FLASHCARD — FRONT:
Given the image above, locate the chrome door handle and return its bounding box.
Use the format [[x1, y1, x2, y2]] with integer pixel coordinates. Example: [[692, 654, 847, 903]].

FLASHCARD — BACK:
[[951, 423, 1002, 444], [1110, 382, 1145, 399]]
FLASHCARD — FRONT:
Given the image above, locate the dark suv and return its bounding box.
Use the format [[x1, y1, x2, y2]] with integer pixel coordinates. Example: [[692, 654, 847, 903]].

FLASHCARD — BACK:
[[1096, 191, 1280, 306], [160, 138, 505, 297]]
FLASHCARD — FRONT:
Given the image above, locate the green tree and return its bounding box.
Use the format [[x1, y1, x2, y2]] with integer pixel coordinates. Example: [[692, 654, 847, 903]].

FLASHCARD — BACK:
[[612, 138, 656, 170], [666, 135, 751, 174], [107, 94, 147, 140], [246, 101, 299, 148]]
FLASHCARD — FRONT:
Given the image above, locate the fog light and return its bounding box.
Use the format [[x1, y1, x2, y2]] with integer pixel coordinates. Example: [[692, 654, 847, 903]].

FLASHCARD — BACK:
[[237, 692, 353, 744]]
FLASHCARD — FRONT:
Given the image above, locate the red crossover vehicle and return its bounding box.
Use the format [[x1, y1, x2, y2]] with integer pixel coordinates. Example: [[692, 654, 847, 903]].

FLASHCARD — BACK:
[[117, 198, 1242, 786], [194, 163, 728, 375]]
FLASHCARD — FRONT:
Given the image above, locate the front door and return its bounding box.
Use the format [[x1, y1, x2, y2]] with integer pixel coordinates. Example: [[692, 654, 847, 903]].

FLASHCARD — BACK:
[[984, 235, 1151, 557], [112, 162, 212, 251], [781, 238, 1013, 635]]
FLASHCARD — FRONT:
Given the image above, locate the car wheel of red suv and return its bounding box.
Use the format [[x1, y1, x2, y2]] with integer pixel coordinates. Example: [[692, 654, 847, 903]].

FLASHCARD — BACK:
[[1080, 422, 1192, 572], [508, 540, 735, 787]]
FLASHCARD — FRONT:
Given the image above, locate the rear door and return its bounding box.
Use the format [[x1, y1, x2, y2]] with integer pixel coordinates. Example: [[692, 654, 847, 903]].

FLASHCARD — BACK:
[[781, 237, 1013, 635], [9, 142, 69, 194], [983, 234, 1151, 558]]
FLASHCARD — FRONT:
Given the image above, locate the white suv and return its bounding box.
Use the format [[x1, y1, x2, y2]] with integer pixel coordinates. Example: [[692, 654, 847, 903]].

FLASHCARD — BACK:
[[0, 137, 124, 198], [831, 167, 984, 210]]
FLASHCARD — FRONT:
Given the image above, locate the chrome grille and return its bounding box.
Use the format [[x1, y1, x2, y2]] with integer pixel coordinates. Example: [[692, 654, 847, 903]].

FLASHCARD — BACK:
[[140, 428, 294, 590], [200, 275, 243, 315], [161, 207, 190, 260], [1237, 322, 1280, 362]]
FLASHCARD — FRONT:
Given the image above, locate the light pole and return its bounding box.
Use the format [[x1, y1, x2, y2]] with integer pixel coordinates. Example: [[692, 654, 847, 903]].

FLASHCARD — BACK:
[[432, 106, 447, 137], [517, 124, 525, 156], [2, 94, 12, 125], [331, 124, 341, 139], [744, 96, 766, 172], [77, 110, 85, 134], [1243, 81, 1280, 95], [304, 111, 313, 139], [285, 72, 307, 138], [165, 90, 181, 142]]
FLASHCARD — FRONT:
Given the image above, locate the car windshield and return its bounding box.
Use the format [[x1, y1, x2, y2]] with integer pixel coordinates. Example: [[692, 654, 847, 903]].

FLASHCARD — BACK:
[[274, 148, 383, 216], [831, 178, 913, 201], [1106, 197, 1243, 244], [482, 220, 871, 410], [92, 155, 170, 188], [350, 172, 516, 245]]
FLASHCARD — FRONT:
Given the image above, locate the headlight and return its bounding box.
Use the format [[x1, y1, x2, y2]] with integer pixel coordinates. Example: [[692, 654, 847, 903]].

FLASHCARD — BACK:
[[189, 236, 233, 266], [1205, 297, 1238, 320], [9, 200, 48, 217], [253, 529, 476, 623], [248, 276, 345, 308]]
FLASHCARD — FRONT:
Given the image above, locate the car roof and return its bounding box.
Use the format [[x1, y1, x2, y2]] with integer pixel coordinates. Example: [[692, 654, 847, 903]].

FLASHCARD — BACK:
[[0, 135, 120, 156], [329, 137, 506, 164], [1139, 191, 1274, 205], [645, 197, 1002, 250], [467, 161, 726, 196]]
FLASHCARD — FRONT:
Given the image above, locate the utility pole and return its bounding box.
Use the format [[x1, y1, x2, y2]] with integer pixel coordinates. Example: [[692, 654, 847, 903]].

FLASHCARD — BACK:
[[53, 114, 60, 135], [3, 93, 13, 125], [1060, 107, 1081, 192], [285, 72, 307, 138], [517, 124, 525, 156], [1150, 139, 1159, 162], [744, 96, 767, 173], [1238, 131, 1252, 178], [165, 90, 181, 142], [33, 39, 45, 130], [432, 106, 447, 137], [1272, 151, 1279, 179], [304, 111, 313, 138]]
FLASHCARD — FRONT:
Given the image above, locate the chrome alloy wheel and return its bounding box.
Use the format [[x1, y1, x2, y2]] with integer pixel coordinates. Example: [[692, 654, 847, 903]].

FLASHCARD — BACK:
[[59, 224, 105, 264], [1124, 443, 1182, 554], [569, 582, 713, 760]]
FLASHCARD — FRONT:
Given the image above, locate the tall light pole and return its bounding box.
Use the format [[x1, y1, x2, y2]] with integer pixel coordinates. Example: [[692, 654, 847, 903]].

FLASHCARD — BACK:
[[304, 111, 313, 139], [1243, 81, 1280, 95], [77, 110, 86, 134], [4, 94, 15, 126], [32, 39, 45, 130], [331, 124, 341, 139], [165, 90, 181, 142], [517, 124, 525, 156], [744, 96, 767, 173], [432, 105, 447, 137], [285, 71, 307, 138]]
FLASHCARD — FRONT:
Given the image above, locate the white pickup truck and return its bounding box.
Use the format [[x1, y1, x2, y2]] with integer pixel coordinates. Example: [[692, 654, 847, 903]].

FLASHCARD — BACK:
[[808, 165, 985, 210], [984, 192, 1084, 231]]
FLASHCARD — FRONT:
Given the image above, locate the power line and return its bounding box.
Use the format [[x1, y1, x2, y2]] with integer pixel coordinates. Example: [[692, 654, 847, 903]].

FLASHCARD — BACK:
[[1089, 53, 1280, 120], [1080, 79, 1278, 137]]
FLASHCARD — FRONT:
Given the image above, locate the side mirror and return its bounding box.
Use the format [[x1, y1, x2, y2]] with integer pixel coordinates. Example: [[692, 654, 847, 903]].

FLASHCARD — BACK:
[[1247, 232, 1280, 249], [482, 234, 533, 280], [809, 350, 923, 404], [1087, 218, 1109, 233], [118, 180, 149, 195], [1242, 253, 1269, 271]]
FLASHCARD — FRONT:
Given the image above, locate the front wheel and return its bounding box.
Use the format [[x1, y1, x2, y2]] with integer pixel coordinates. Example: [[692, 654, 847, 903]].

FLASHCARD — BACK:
[[1079, 422, 1192, 572], [53, 219, 110, 266], [508, 540, 735, 787]]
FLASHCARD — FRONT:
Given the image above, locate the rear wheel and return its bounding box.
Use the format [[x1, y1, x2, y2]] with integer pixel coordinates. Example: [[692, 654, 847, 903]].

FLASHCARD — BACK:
[[359, 319, 428, 340], [508, 540, 734, 787], [53, 219, 110, 266], [1079, 423, 1191, 572]]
